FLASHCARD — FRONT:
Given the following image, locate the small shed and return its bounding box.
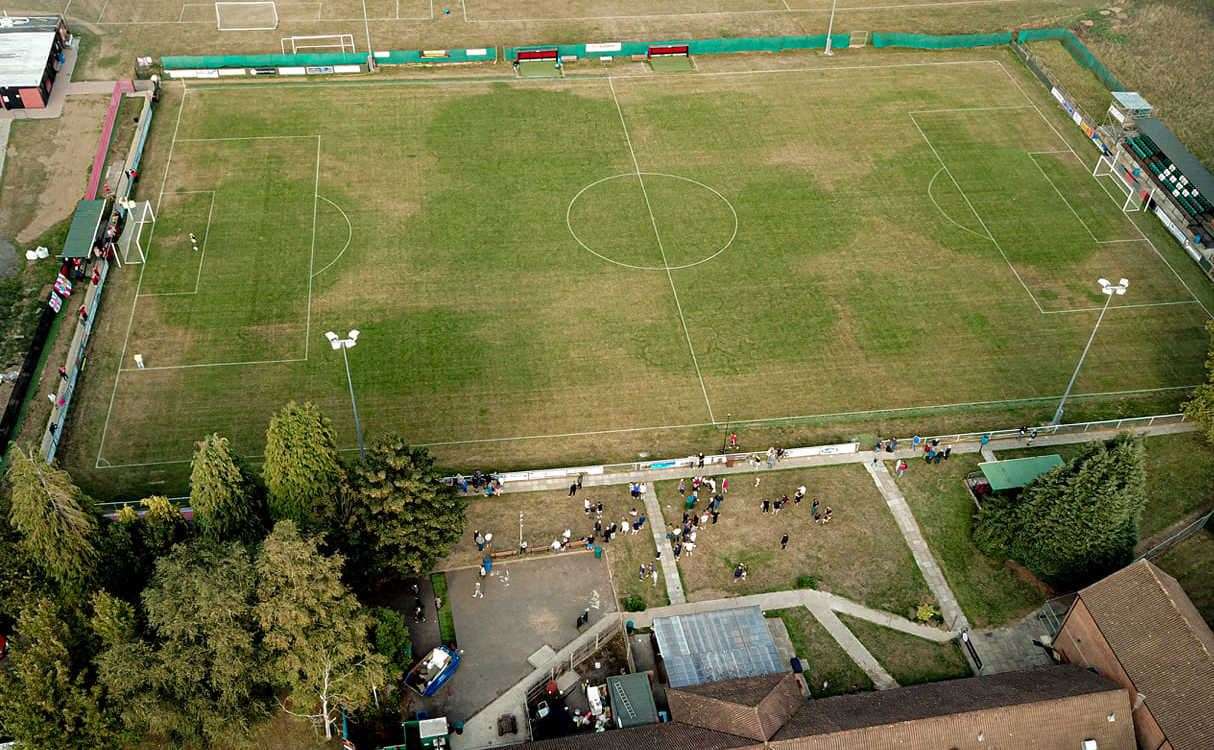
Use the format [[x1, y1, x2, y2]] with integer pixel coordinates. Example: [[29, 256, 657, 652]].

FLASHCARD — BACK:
[[606, 673, 658, 729], [978, 455, 1064, 492], [61, 199, 108, 259], [0, 16, 69, 111]]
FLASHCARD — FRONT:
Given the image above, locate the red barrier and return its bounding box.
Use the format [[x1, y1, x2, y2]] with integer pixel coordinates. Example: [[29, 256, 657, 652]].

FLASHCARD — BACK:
[[84, 80, 135, 201]]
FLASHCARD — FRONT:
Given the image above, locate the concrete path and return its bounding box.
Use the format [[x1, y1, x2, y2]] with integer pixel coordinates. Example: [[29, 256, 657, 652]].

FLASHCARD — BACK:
[[968, 612, 1055, 675], [494, 420, 1194, 497], [806, 605, 897, 689], [642, 485, 685, 604], [864, 461, 970, 632], [0, 120, 10, 187]]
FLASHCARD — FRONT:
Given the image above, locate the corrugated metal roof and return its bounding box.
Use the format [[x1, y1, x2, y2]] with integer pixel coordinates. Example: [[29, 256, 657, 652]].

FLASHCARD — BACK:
[[0, 30, 54, 88], [653, 606, 785, 688], [62, 199, 107, 259], [606, 673, 658, 729], [1138, 117, 1214, 200], [978, 455, 1063, 491]]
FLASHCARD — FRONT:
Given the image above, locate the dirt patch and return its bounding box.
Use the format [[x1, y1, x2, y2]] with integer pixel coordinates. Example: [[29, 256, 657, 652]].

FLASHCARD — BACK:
[[0, 97, 110, 244]]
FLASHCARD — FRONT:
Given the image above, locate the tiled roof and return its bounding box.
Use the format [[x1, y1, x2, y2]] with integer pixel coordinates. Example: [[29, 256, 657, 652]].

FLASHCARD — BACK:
[[773, 666, 1124, 739], [520, 721, 760, 750], [667, 673, 803, 741], [1076, 559, 1214, 750]]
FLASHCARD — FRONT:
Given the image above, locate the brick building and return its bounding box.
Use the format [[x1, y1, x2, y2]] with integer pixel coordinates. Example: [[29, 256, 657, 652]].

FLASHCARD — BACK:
[[1054, 559, 1214, 750]]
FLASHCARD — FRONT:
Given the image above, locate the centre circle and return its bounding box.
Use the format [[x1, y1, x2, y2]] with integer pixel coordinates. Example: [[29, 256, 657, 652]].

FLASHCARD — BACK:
[[566, 172, 738, 271]]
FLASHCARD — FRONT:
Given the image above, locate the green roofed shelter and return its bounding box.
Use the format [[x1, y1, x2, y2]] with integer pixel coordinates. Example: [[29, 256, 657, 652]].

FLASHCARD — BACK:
[[62, 198, 107, 259], [978, 455, 1064, 492], [606, 673, 659, 728]]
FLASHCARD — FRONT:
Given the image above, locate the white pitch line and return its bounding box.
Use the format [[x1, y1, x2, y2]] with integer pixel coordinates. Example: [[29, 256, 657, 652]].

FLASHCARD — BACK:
[[96, 84, 188, 469], [311, 195, 353, 278], [95, 0, 110, 21], [359, 0, 373, 56], [462, 0, 1020, 23], [119, 357, 306, 372], [1025, 151, 1101, 244], [909, 112, 1044, 314], [1042, 299, 1200, 315], [305, 136, 321, 359], [175, 134, 319, 142], [926, 167, 989, 240], [92, 384, 1203, 468], [138, 190, 215, 298], [608, 77, 715, 424], [993, 60, 1213, 320], [909, 105, 1032, 114]]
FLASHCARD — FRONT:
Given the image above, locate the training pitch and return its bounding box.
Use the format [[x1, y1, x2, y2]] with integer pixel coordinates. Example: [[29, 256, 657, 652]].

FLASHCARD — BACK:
[[70, 51, 1213, 488]]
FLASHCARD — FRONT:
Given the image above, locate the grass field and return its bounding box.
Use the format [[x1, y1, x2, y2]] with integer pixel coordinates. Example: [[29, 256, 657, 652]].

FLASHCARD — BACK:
[[890, 455, 1046, 627], [655, 465, 933, 613], [62, 48, 1214, 497], [838, 612, 972, 685], [768, 607, 873, 697], [1155, 529, 1214, 627], [439, 487, 667, 609]]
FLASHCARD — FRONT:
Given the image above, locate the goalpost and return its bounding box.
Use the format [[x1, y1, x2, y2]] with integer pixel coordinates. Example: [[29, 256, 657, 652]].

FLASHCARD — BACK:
[[1092, 143, 1144, 213], [281, 34, 356, 54], [119, 200, 155, 265], [215, 1, 278, 31]]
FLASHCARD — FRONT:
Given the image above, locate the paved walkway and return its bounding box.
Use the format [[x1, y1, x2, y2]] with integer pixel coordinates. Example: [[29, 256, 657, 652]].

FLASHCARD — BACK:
[[494, 421, 1194, 497], [642, 485, 685, 604], [969, 612, 1056, 675], [0, 120, 10, 187], [808, 605, 897, 689], [865, 461, 970, 632]]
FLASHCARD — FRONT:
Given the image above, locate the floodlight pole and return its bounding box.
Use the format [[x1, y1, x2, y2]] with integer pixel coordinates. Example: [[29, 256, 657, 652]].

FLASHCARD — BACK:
[[1052, 279, 1126, 425], [823, 0, 840, 56], [327, 331, 367, 460]]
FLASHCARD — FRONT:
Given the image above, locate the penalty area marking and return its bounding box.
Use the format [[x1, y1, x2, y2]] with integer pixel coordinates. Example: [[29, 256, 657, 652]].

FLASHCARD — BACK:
[[311, 195, 353, 278], [566, 172, 738, 271]]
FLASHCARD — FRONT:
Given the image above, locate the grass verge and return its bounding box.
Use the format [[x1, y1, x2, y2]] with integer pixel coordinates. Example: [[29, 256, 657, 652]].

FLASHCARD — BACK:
[[769, 607, 872, 698], [430, 572, 457, 646], [838, 613, 971, 686]]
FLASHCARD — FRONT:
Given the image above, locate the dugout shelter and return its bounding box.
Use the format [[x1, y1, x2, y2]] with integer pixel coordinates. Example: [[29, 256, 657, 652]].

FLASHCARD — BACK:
[[0, 15, 69, 111]]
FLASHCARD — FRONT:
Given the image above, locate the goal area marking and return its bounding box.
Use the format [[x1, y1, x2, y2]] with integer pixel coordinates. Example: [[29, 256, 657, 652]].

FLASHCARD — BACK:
[[215, 0, 278, 30], [281, 33, 356, 54]]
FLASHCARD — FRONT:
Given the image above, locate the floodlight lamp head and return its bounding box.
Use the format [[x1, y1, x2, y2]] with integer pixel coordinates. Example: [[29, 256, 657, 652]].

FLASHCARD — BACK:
[[325, 331, 341, 350], [348, 329, 360, 343], [1119, 278, 1129, 288], [1097, 278, 1110, 288]]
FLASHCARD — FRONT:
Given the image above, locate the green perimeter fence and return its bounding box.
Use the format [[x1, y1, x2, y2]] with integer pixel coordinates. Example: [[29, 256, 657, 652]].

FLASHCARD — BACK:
[[507, 34, 848, 61], [162, 28, 1121, 91]]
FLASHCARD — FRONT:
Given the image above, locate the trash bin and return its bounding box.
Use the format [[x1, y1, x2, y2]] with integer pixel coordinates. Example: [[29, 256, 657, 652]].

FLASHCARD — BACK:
[[593, 545, 603, 559]]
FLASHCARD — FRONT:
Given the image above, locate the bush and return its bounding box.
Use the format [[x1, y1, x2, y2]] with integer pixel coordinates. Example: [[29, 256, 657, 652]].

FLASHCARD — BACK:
[[794, 575, 818, 590], [622, 595, 647, 612], [914, 601, 941, 624]]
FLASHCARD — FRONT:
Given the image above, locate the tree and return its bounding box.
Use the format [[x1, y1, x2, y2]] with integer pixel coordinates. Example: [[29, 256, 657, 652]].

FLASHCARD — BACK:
[[0, 598, 124, 749], [1184, 320, 1214, 442], [255, 521, 390, 739], [4, 446, 97, 583], [343, 436, 465, 586], [263, 401, 344, 529], [138, 496, 189, 556], [97, 541, 271, 746], [975, 435, 1147, 586], [189, 433, 261, 541], [371, 607, 413, 677]]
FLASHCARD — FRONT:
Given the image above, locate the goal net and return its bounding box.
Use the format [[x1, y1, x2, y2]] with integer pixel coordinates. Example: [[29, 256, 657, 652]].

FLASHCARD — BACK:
[[281, 34, 356, 54], [215, 1, 278, 30], [119, 200, 155, 265]]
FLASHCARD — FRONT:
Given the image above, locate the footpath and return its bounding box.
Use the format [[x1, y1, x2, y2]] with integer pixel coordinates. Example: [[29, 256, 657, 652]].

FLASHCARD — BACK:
[[450, 417, 1195, 749]]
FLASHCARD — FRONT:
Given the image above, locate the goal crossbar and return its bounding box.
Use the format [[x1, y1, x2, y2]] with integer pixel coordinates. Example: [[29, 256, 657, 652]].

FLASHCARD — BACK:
[[119, 200, 155, 265], [281, 33, 356, 54], [215, 1, 278, 31]]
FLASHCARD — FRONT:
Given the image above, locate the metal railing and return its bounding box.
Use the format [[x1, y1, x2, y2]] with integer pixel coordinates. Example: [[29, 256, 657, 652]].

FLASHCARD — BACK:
[[1137, 508, 1213, 561]]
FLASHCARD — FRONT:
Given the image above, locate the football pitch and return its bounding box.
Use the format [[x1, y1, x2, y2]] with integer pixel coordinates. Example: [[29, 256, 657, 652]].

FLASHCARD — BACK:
[[75, 52, 1213, 483]]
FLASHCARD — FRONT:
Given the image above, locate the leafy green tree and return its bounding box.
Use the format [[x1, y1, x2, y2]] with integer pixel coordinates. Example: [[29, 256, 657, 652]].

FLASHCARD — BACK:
[[263, 401, 344, 529], [975, 435, 1147, 586], [343, 436, 465, 586], [96, 541, 271, 746], [255, 521, 390, 739], [371, 606, 413, 676], [1184, 320, 1214, 442], [139, 496, 189, 556], [190, 433, 261, 541], [0, 598, 124, 749], [4, 446, 97, 583]]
